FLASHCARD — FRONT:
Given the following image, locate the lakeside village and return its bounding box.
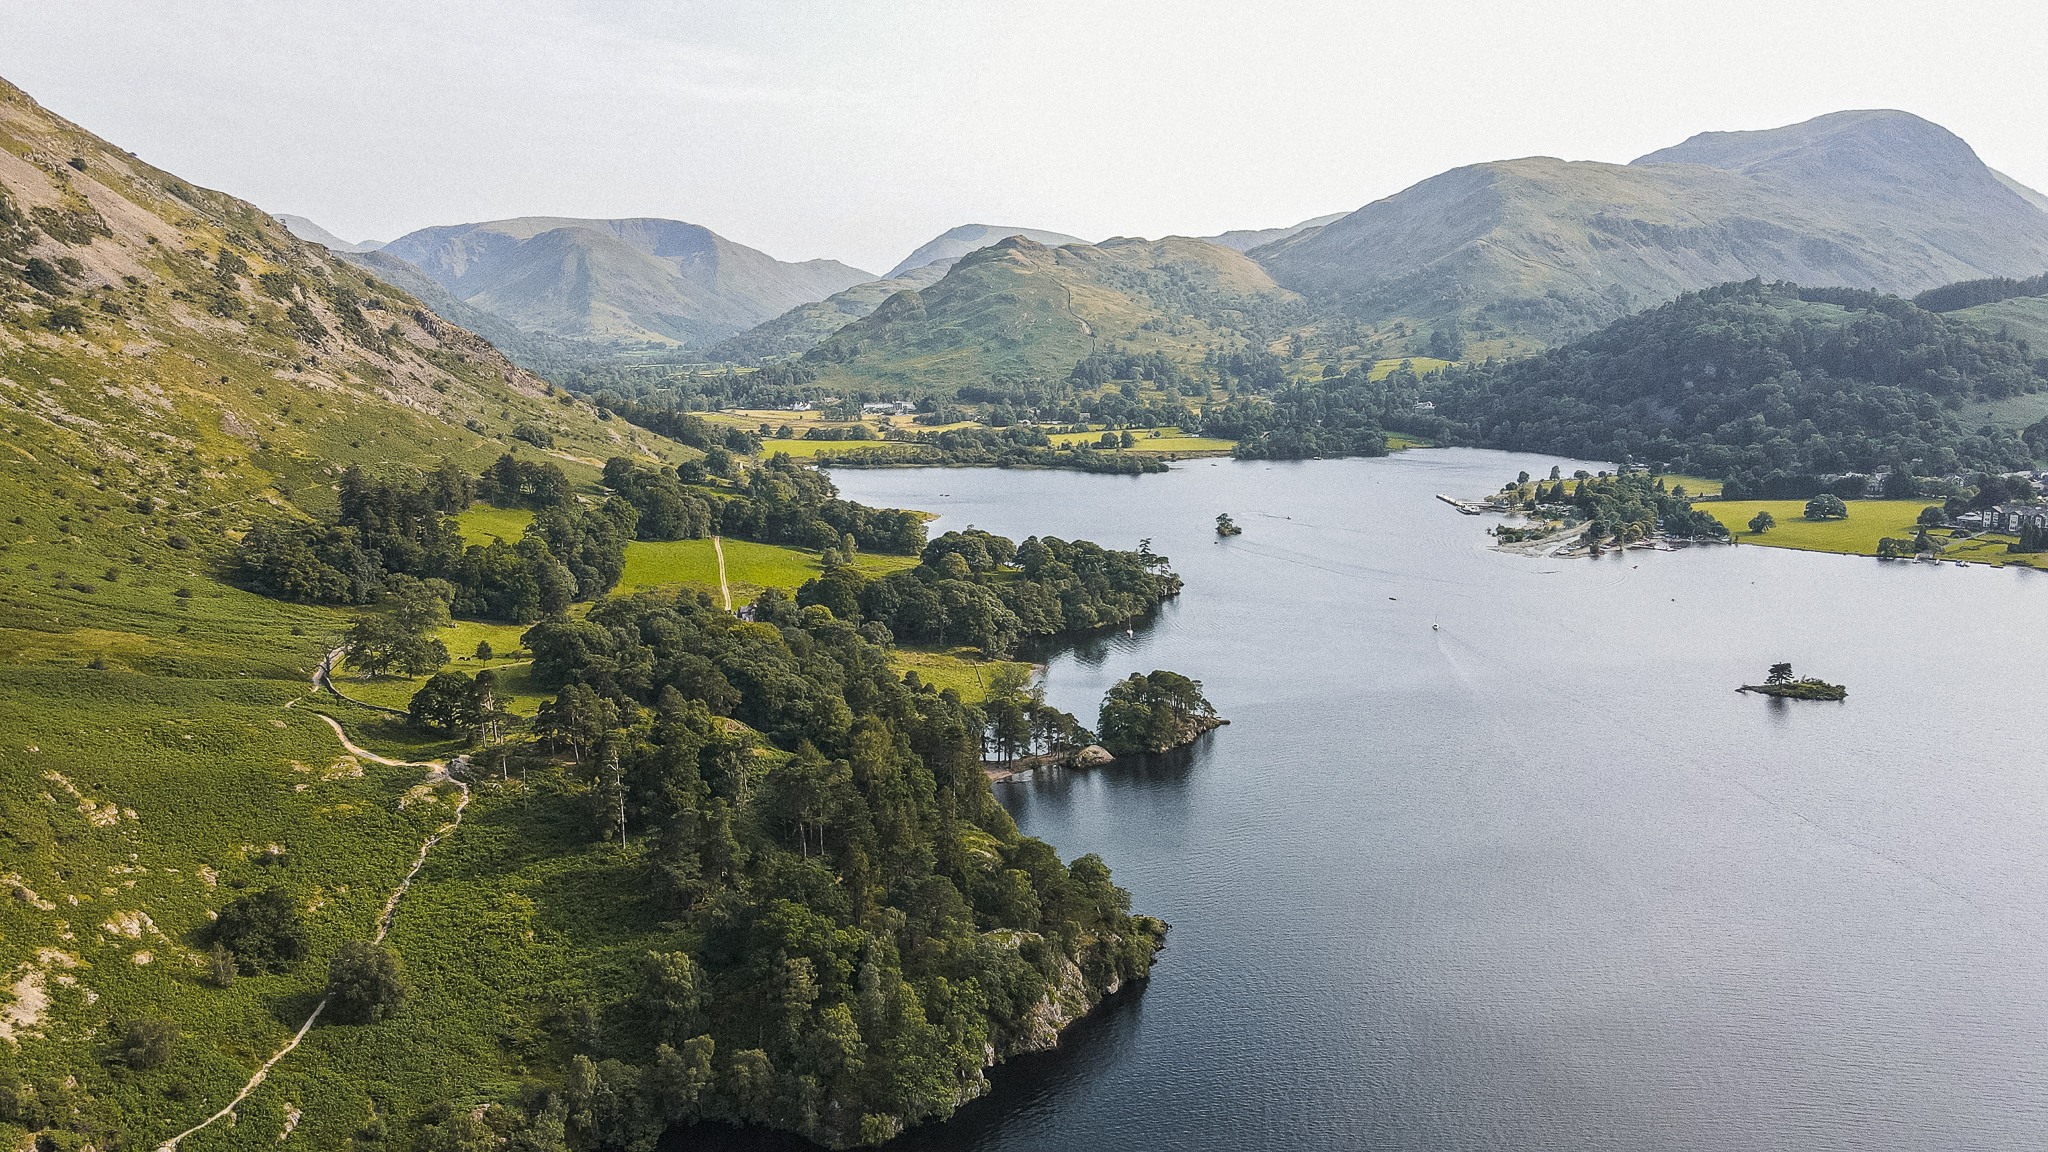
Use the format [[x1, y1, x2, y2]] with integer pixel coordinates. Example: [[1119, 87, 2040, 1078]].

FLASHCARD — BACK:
[[1458, 465, 2048, 565]]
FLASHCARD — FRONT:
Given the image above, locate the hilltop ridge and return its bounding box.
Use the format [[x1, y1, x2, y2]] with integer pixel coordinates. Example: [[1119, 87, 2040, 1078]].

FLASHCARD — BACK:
[[1254, 109, 2048, 350], [883, 223, 1086, 279], [380, 216, 874, 347], [804, 233, 1301, 392]]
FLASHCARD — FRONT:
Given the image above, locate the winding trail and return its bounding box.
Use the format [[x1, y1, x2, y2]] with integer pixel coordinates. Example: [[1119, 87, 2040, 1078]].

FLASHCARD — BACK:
[[158, 706, 470, 1150], [713, 534, 733, 611]]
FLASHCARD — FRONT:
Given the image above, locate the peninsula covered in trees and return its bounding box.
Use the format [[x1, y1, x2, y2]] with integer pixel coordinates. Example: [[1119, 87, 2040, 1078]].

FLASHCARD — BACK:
[[1409, 281, 2045, 496], [221, 447, 1188, 1147]]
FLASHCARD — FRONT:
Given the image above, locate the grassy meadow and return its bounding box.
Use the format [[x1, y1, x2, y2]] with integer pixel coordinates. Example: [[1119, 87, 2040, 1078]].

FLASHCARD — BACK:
[[1044, 427, 1235, 454], [454, 504, 536, 545], [1701, 499, 2039, 566], [617, 537, 918, 599], [889, 645, 1035, 705]]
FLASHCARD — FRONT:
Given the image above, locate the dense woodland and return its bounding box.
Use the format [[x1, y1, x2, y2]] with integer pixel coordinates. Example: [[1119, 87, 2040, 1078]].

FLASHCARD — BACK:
[[1409, 282, 2044, 495], [456, 588, 1166, 1148], [1498, 469, 1728, 546], [1913, 271, 2048, 314], [794, 528, 1183, 656]]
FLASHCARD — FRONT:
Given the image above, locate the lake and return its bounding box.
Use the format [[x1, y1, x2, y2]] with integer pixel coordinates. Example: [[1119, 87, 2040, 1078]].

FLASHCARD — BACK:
[[721, 448, 2048, 1150]]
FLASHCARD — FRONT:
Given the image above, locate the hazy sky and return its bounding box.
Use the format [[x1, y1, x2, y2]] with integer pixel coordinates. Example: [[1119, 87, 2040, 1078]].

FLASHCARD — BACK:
[[4, 0, 2046, 274]]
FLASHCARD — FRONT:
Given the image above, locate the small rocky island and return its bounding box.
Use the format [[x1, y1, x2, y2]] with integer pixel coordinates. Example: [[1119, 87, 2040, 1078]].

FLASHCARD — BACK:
[[1739, 662, 1848, 700]]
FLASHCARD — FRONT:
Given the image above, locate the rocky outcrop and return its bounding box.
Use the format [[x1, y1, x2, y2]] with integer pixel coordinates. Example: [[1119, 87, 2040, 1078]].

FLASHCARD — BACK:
[[999, 918, 1168, 1055]]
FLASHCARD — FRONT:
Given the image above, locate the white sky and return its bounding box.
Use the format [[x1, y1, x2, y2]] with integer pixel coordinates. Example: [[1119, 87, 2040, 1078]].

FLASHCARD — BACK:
[[4, 0, 2046, 275]]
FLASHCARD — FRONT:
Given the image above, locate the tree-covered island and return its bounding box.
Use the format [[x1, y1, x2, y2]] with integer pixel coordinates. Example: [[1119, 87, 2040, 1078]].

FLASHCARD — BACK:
[[1740, 663, 1848, 700]]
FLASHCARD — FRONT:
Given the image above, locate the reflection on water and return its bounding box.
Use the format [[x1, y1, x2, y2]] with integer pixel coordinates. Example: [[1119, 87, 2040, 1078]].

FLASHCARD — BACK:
[[680, 450, 2048, 1151]]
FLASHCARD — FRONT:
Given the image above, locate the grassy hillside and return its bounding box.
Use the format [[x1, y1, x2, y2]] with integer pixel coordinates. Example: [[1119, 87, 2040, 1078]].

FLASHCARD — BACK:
[[0, 72, 714, 1150], [1951, 295, 2048, 355], [804, 235, 1305, 394]]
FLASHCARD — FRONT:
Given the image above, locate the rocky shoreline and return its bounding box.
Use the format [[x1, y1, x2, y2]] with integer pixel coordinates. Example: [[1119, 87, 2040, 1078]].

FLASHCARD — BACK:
[[984, 715, 1230, 781]]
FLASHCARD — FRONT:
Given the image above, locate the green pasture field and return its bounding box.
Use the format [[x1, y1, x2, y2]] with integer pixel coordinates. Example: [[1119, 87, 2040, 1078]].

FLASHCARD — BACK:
[[333, 619, 549, 716], [617, 537, 919, 599], [1700, 499, 2037, 565], [1370, 356, 1454, 379], [1655, 474, 1725, 496], [758, 437, 885, 457], [890, 644, 1033, 705], [454, 504, 535, 545], [1044, 427, 1235, 454]]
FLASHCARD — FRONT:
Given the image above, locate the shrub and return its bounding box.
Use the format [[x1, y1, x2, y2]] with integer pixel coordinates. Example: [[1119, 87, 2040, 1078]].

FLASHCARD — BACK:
[[325, 941, 407, 1024], [213, 886, 308, 973], [114, 1017, 176, 1070], [43, 304, 86, 332], [20, 257, 61, 293], [206, 942, 237, 987]]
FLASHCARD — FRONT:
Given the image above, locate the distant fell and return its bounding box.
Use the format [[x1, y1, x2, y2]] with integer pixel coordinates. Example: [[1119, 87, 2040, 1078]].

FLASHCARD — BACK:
[[1202, 212, 1346, 252], [1255, 110, 2048, 350], [273, 212, 385, 253], [703, 261, 951, 363], [380, 216, 874, 347], [884, 223, 1085, 279]]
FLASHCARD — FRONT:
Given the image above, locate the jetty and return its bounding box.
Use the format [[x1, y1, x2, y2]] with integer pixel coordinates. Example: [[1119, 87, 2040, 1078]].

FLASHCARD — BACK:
[[1436, 494, 1488, 515]]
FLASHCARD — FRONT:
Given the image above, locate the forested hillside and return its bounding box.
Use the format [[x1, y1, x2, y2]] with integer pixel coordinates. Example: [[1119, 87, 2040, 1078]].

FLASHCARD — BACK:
[[1409, 281, 2045, 492]]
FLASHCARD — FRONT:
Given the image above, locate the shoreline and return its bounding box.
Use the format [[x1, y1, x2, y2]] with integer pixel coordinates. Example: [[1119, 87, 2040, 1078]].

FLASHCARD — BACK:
[[985, 717, 1230, 782]]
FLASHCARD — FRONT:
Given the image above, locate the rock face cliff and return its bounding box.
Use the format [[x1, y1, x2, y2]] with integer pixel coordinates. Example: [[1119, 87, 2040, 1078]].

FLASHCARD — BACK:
[[1254, 110, 2048, 347]]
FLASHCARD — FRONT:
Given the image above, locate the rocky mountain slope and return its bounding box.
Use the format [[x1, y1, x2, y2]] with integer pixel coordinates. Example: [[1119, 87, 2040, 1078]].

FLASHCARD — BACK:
[[1254, 110, 2048, 350], [379, 216, 873, 347], [0, 79, 684, 526]]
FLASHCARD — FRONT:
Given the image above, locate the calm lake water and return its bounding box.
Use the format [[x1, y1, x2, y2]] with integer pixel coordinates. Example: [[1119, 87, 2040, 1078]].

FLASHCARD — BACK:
[[720, 449, 2048, 1150]]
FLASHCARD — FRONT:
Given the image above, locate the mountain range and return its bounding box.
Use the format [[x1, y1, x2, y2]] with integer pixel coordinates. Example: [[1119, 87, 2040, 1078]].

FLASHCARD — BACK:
[[1254, 109, 2048, 350], [282, 108, 2048, 387], [373, 216, 874, 347], [883, 223, 1086, 279], [273, 212, 385, 253]]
